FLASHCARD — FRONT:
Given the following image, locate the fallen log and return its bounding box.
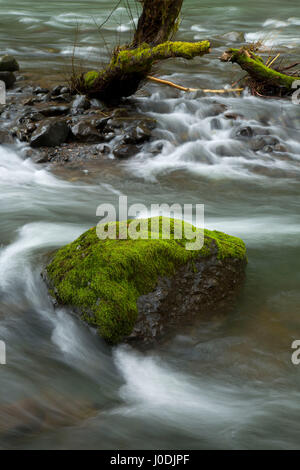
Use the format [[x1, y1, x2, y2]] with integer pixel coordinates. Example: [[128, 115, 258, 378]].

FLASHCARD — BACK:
[[71, 0, 210, 103], [73, 40, 210, 102], [221, 47, 300, 96]]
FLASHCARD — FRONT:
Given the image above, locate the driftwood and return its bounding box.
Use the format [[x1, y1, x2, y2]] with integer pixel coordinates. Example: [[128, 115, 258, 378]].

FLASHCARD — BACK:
[[72, 0, 210, 103], [221, 47, 300, 96], [147, 75, 243, 94]]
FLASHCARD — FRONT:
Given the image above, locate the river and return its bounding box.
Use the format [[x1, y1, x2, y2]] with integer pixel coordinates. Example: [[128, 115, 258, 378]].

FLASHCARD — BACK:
[[0, 0, 300, 449]]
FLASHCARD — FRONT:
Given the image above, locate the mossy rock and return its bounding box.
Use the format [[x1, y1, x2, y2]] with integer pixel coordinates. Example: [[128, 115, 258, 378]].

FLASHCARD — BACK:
[[44, 217, 247, 345], [0, 55, 19, 72]]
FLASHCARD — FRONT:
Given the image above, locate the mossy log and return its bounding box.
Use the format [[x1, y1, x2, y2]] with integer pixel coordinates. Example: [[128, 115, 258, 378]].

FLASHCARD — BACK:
[[221, 48, 300, 95], [75, 40, 210, 102]]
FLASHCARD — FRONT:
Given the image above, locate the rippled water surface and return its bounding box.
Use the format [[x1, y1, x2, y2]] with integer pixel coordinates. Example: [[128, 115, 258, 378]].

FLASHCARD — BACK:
[[0, 0, 300, 450]]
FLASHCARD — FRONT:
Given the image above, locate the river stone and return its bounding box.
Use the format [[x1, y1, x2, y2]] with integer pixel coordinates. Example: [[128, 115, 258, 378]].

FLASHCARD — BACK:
[[0, 55, 19, 72], [113, 144, 140, 158], [222, 31, 245, 43], [70, 121, 102, 143], [0, 71, 16, 89], [39, 105, 70, 117], [71, 95, 90, 113], [30, 119, 69, 148], [43, 217, 247, 345], [0, 130, 14, 144]]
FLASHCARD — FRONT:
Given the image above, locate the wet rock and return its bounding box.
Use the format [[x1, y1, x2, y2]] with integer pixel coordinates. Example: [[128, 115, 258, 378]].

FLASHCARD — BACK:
[[18, 109, 44, 124], [123, 123, 152, 144], [70, 121, 102, 143], [30, 119, 69, 148], [33, 86, 49, 95], [222, 31, 245, 43], [224, 112, 244, 120], [235, 126, 254, 138], [0, 55, 19, 72], [23, 96, 43, 106], [0, 130, 14, 144], [52, 93, 72, 103], [250, 136, 280, 152], [51, 85, 64, 96], [0, 71, 16, 89], [71, 95, 90, 114], [31, 151, 50, 164], [95, 144, 110, 155], [103, 132, 115, 142], [40, 105, 70, 117], [113, 144, 140, 158], [43, 217, 247, 345], [274, 143, 287, 153], [60, 86, 70, 94]]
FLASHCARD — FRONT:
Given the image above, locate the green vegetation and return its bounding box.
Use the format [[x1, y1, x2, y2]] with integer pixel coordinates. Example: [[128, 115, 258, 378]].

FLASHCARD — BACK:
[[222, 47, 299, 92], [46, 217, 246, 344], [81, 41, 210, 95]]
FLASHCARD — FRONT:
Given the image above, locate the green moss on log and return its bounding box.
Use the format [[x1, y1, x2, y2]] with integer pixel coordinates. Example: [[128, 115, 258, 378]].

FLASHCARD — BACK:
[[221, 48, 299, 91], [82, 41, 210, 93], [46, 217, 246, 344]]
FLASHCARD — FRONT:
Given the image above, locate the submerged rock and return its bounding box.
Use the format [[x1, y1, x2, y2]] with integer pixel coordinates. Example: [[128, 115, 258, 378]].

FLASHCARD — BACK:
[[0, 55, 19, 72], [43, 217, 247, 345]]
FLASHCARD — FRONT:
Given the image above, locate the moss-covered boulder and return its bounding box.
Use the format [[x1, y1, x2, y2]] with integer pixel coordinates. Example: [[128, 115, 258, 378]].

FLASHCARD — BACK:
[[44, 217, 247, 345], [0, 55, 19, 72]]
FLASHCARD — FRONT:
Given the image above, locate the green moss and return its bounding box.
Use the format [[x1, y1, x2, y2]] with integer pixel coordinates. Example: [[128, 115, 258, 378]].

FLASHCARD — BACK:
[[84, 70, 100, 88], [46, 217, 246, 344], [228, 48, 298, 90], [112, 41, 210, 72]]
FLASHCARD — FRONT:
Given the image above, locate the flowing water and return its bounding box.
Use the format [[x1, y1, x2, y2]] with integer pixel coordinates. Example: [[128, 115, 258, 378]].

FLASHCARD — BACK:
[[0, 0, 300, 449]]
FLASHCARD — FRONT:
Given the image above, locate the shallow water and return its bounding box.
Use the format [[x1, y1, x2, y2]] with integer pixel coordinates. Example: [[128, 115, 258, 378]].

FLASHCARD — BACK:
[[0, 0, 300, 450]]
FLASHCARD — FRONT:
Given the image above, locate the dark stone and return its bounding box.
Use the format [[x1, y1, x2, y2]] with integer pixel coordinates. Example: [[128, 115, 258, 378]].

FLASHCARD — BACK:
[[33, 86, 49, 95], [52, 93, 72, 103], [250, 136, 280, 152], [128, 244, 246, 344], [71, 95, 90, 113], [95, 144, 110, 155], [18, 109, 44, 124], [51, 85, 63, 96], [123, 122, 153, 145], [60, 86, 70, 94], [0, 55, 19, 72], [30, 119, 69, 148], [113, 144, 140, 159], [235, 126, 254, 138], [70, 121, 102, 143], [0, 71, 16, 89], [40, 105, 70, 117]]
